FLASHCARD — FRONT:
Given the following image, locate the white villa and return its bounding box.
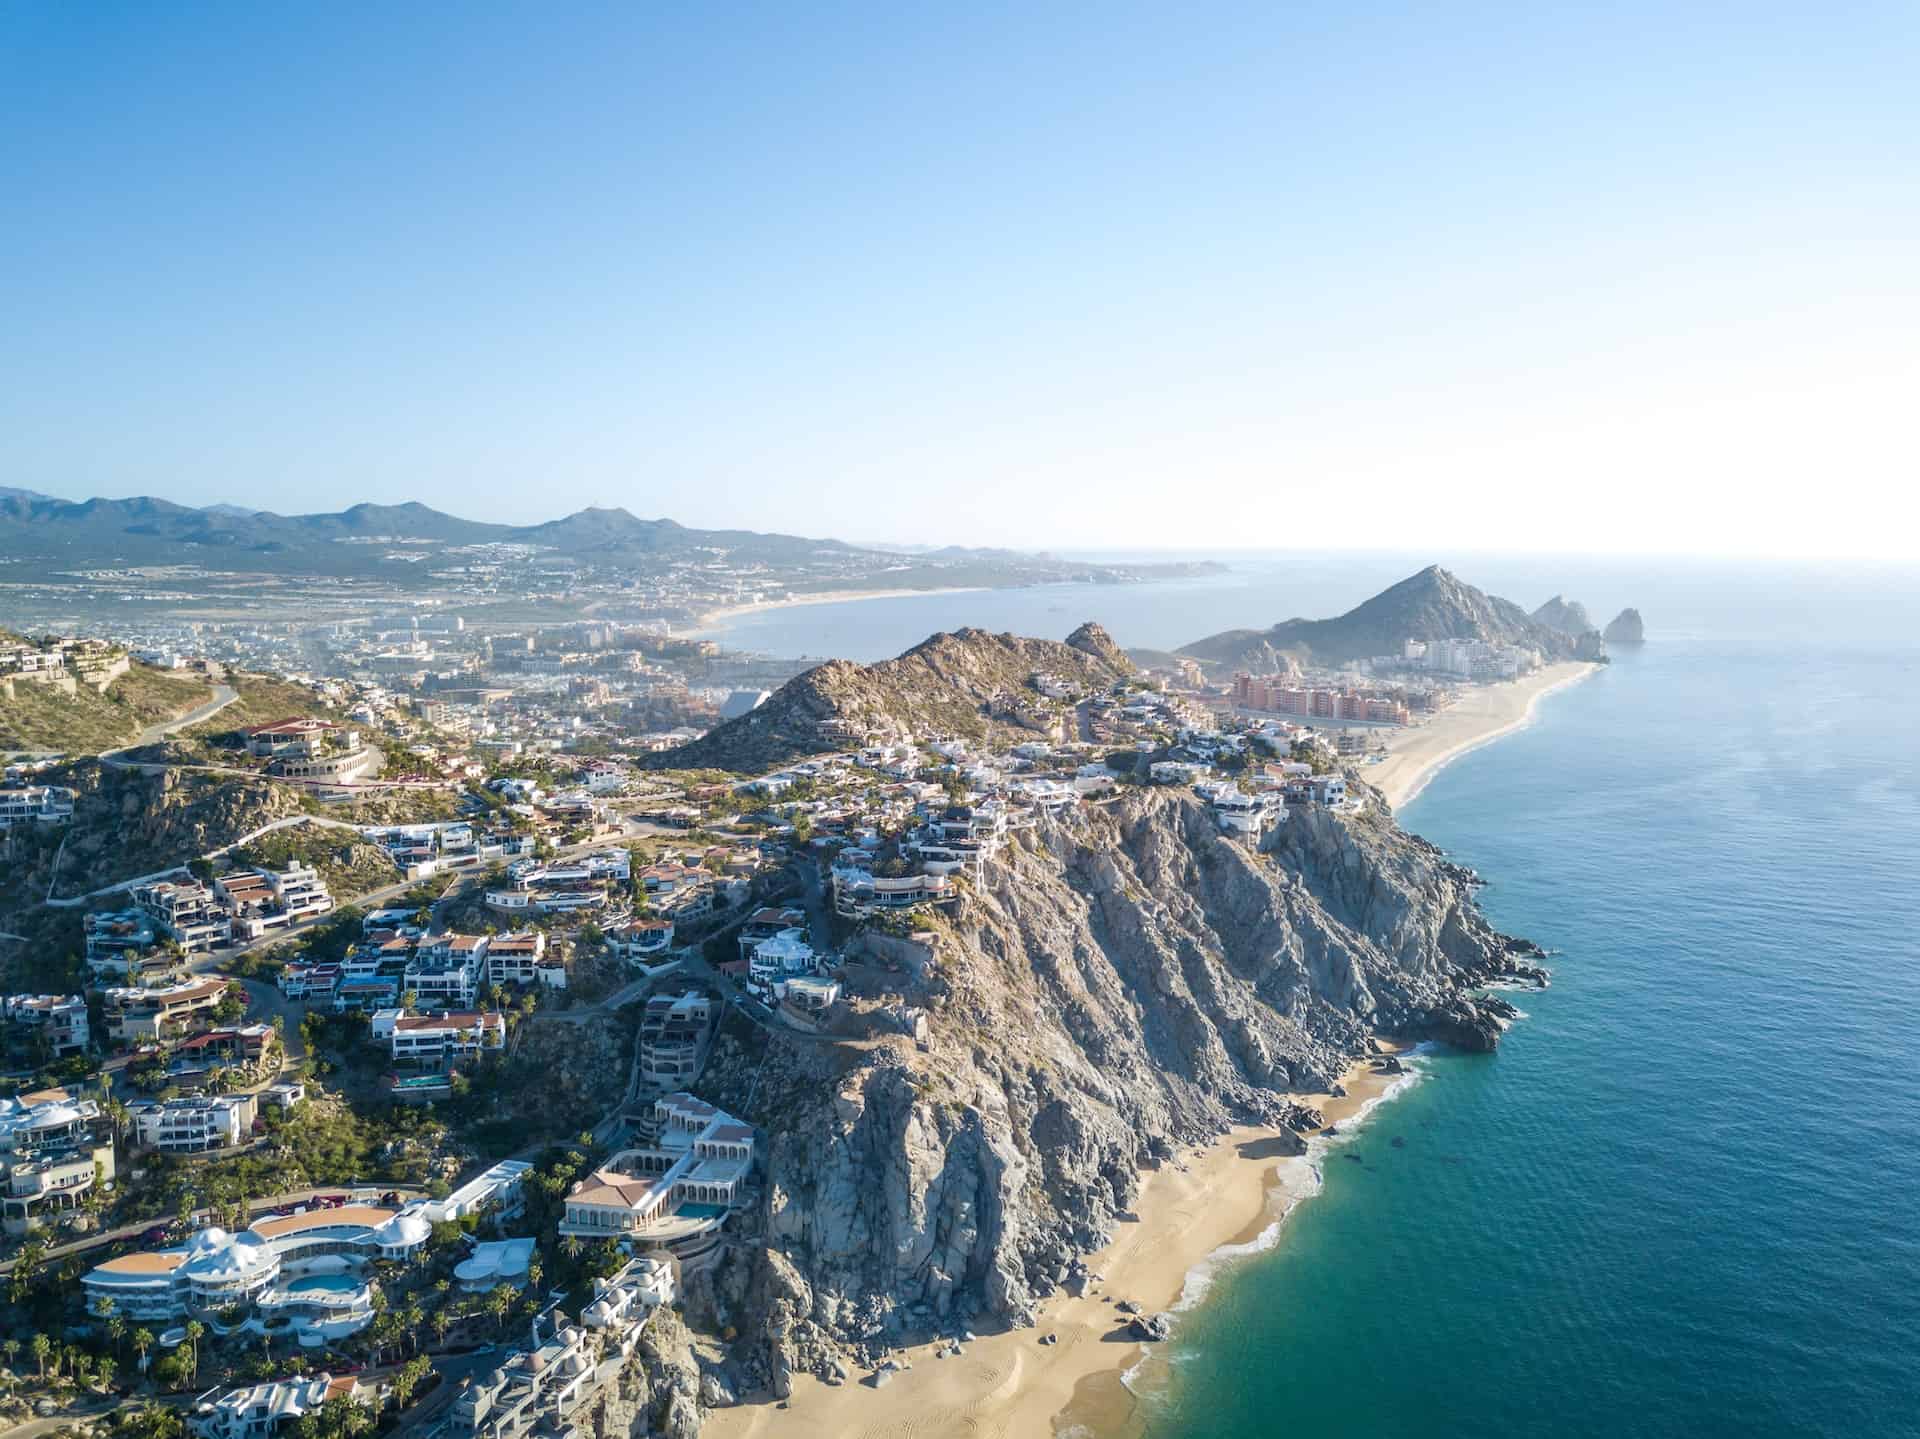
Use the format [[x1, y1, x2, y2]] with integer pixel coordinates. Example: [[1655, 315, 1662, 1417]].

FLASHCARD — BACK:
[[83, 1208, 428, 1342], [559, 1093, 754, 1271], [746, 928, 817, 999], [189, 1372, 380, 1439]]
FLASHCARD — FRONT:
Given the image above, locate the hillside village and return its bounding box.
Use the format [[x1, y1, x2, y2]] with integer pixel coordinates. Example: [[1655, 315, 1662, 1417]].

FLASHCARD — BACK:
[[0, 588, 1582, 1439]]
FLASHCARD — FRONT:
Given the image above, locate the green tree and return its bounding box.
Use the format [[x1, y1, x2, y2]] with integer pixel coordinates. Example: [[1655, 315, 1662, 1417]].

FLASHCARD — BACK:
[[132, 1329, 155, 1372], [9, 1238, 46, 1302], [183, 1320, 204, 1383], [2, 1337, 19, 1395], [96, 1355, 118, 1393], [30, 1332, 50, 1380], [391, 1354, 431, 1410]]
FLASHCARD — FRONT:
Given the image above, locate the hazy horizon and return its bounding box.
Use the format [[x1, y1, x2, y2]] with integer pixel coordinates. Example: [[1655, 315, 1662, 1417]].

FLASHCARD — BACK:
[[6, 2, 1917, 560]]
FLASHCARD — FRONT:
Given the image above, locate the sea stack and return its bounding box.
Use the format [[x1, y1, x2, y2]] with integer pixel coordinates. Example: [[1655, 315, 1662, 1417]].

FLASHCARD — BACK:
[[1604, 608, 1646, 645]]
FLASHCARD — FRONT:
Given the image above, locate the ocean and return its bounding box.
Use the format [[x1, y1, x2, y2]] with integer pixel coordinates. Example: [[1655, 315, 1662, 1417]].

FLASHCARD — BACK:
[[703, 553, 1920, 1438]]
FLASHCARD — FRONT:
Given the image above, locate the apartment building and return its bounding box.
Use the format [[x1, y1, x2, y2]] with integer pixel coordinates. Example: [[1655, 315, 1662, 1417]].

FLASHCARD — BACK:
[[100, 974, 233, 1045], [127, 1093, 257, 1153], [132, 879, 233, 953], [404, 934, 488, 1008], [371, 1009, 507, 1067], [484, 931, 564, 989], [216, 863, 334, 940], [637, 989, 716, 1089]]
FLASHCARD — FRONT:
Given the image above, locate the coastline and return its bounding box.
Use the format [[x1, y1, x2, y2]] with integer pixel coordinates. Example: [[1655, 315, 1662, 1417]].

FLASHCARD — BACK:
[[700, 1050, 1418, 1439], [691, 585, 990, 632], [1363, 661, 1598, 811], [700, 666, 1597, 1439]]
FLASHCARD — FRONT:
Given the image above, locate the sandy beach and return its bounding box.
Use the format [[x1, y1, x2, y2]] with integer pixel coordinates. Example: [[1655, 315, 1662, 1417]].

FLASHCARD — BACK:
[[701, 1052, 1415, 1439], [1362, 661, 1597, 810], [693, 585, 990, 630]]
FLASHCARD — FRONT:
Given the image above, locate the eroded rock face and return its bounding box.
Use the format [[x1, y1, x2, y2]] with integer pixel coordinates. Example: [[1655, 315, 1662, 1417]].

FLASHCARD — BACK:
[[1604, 608, 1646, 645], [723, 789, 1545, 1383]]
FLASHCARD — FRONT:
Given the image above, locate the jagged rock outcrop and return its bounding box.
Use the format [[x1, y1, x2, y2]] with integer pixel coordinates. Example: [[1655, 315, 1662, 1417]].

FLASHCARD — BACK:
[[1603, 608, 1645, 645], [1572, 630, 1609, 662], [703, 788, 1545, 1383], [1530, 595, 1594, 636], [579, 1309, 706, 1439]]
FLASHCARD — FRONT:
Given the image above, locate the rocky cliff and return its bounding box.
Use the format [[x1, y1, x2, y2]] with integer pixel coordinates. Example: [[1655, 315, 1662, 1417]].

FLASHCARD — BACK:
[[691, 787, 1544, 1396], [1603, 608, 1645, 645], [1530, 595, 1595, 636]]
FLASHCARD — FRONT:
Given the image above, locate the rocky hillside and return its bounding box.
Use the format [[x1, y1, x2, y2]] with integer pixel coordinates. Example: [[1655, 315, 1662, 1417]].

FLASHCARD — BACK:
[[1, 762, 308, 914], [0, 661, 212, 752], [644, 623, 1133, 773], [1530, 594, 1595, 636], [1179, 565, 1579, 670], [686, 787, 1544, 1394]]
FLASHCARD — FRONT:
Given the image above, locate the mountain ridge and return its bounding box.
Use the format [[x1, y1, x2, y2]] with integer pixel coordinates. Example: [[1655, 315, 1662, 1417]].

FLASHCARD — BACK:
[[1178, 564, 1579, 669]]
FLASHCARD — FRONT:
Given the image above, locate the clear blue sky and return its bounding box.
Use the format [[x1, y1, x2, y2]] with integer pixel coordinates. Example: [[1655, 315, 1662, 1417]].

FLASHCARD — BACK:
[[4, 2, 1916, 556]]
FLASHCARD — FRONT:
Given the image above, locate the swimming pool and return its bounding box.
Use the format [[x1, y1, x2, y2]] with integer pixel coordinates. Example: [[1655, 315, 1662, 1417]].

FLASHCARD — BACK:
[[285, 1274, 363, 1295]]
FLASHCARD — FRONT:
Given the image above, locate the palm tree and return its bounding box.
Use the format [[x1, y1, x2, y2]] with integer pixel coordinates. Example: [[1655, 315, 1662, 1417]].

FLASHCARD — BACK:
[[72, 1351, 94, 1389], [108, 1315, 127, 1356], [95, 1355, 117, 1394], [133, 1327, 154, 1373], [184, 1320, 205, 1383], [402, 1304, 424, 1356], [1, 1338, 18, 1397], [525, 1258, 542, 1295], [30, 1332, 50, 1380]]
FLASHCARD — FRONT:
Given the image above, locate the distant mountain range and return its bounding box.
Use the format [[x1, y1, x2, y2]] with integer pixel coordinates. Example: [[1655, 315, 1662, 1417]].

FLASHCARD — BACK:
[[0, 490, 876, 571], [1178, 565, 1589, 669], [0, 491, 1229, 591]]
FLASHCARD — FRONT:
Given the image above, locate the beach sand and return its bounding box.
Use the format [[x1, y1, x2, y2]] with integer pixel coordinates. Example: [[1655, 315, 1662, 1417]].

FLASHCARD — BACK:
[[701, 1052, 1414, 1439], [694, 585, 989, 630], [1362, 661, 1597, 810]]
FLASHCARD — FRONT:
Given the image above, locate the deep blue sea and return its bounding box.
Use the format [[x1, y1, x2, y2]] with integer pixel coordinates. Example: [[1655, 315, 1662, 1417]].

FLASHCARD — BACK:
[[706, 553, 1920, 1438]]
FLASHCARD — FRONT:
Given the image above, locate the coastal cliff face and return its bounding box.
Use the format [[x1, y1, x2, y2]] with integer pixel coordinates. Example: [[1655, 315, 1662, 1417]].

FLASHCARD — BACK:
[[1604, 608, 1646, 644], [697, 789, 1543, 1394]]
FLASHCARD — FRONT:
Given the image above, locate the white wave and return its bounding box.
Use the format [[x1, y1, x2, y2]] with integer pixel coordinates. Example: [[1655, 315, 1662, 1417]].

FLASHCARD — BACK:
[[1166, 1052, 1432, 1319]]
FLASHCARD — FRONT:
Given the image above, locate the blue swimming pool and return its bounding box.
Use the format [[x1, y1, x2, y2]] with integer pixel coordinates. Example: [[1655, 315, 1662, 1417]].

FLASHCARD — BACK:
[[286, 1274, 362, 1295]]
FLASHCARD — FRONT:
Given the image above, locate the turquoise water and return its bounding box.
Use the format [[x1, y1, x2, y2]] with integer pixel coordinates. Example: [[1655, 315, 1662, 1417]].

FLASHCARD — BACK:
[[1136, 631, 1920, 1437], [712, 557, 1920, 1434]]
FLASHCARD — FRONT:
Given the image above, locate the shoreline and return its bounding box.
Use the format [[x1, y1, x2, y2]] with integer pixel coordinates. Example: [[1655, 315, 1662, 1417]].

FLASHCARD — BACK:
[[693, 667, 1594, 1439], [690, 585, 990, 632], [1362, 661, 1599, 811], [700, 1049, 1419, 1439]]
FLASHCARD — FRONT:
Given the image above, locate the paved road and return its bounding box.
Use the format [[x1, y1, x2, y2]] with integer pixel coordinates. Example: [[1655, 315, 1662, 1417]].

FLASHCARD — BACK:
[[92, 681, 239, 771]]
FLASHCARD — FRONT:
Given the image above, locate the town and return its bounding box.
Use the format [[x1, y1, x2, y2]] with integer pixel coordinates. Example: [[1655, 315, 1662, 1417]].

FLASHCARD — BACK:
[[0, 608, 1451, 1439]]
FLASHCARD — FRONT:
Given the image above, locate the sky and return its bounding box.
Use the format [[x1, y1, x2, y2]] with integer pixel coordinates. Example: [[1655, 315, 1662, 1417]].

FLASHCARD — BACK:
[[4, 2, 1917, 559]]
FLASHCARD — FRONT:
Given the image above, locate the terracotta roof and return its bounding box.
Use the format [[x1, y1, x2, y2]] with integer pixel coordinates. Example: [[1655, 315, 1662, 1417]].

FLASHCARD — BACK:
[[570, 1174, 655, 1209], [249, 1205, 397, 1239], [94, 1251, 190, 1276]]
